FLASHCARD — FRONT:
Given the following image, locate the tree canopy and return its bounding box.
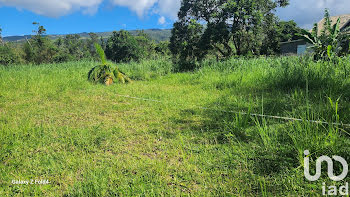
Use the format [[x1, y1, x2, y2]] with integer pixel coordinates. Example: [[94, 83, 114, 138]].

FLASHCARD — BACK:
[[170, 0, 291, 68], [105, 30, 144, 63]]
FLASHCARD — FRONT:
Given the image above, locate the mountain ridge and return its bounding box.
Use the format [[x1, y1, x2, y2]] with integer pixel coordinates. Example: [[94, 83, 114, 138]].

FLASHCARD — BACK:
[[3, 29, 172, 43]]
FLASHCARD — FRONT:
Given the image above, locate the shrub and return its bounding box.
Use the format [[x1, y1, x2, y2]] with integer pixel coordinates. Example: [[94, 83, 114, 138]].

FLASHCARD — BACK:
[[0, 45, 22, 66], [53, 50, 75, 63], [23, 39, 58, 64]]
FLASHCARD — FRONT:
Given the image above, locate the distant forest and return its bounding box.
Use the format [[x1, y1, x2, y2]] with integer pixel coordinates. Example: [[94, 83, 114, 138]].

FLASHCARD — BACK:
[[3, 29, 171, 43]]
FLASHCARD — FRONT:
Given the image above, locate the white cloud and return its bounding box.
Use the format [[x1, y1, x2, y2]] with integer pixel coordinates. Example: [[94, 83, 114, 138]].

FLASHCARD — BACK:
[[276, 0, 350, 29], [0, 0, 182, 21], [111, 0, 180, 18], [2, 0, 348, 29], [158, 16, 166, 25], [0, 0, 103, 17], [110, 0, 157, 17], [157, 0, 181, 19]]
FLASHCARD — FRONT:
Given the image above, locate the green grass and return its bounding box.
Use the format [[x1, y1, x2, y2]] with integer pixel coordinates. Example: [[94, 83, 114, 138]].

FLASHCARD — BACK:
[[0, 56, 350, 196]]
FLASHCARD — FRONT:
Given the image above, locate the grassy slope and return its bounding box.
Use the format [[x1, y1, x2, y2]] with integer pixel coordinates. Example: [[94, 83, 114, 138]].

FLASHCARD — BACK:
[[0, 57, 350, 196]]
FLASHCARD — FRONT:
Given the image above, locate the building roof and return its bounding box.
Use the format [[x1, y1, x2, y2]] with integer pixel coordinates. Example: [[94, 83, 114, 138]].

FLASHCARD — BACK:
[[280, 39, 305, 45], [313, 14, 350, 34], [280, 14, 350, 46]]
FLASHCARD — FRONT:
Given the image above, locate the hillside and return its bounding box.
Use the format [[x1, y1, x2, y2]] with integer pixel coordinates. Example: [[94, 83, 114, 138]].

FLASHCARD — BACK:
[[3, 29, 172, 43]]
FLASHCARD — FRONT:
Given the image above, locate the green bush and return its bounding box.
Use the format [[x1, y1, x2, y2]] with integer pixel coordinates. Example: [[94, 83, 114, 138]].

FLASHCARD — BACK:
[[0, 45, 22, 66], [53, 50, 75, 63], [105, 30, 144, 63], [23, 36, 58, 64]]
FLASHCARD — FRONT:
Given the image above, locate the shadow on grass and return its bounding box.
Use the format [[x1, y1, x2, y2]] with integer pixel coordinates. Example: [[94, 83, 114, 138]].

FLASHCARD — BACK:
[[168, 94, 300, 176], [167, 85, 350, 177]]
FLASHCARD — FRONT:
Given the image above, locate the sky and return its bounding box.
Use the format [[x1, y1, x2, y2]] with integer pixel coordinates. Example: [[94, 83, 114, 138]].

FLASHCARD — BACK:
[[0, 0, 349, 37]]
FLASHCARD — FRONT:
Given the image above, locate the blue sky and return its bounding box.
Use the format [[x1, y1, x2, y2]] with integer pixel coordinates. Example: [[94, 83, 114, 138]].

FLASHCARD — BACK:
[[0, 0, 349, 37]]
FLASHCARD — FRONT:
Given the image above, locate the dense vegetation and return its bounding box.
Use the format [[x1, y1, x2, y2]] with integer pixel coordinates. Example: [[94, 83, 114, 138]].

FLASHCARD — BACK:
[[0, 23, 170, 66], [0, 7, 348, 68], [170, 4, 348, 70], [169, 0, 303, 70], [0, 2, 304, 68]]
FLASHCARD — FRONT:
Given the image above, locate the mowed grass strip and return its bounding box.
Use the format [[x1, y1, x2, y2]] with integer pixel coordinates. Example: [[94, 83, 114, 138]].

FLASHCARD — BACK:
[[0, 61, 235, 196]]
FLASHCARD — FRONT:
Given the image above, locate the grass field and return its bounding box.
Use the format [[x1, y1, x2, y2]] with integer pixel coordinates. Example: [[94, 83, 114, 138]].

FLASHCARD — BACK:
[[1, 57, 350, 196]]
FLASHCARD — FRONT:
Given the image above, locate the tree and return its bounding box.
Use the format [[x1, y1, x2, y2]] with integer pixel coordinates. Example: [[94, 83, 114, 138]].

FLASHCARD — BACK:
[[170, 0, 290, 62], [63, 34, 87, 59], [135, 30, 155, 58], [89, 32, 99, 43], [277, 21, 303, 42], [0, 44, 22, 66], [53, 34, 91, 62], [100, 36, 106, 50], [53, 38, 71, 63], [0, 26, 3, 45], [105, 30, 143, 63], [170, 19, 204, 70], [23, 22, 57, 64], [261, 20, 303, 55], [32, 22, 46, 37], [155, 41, 170, 55], [87, 33, 99, 59]]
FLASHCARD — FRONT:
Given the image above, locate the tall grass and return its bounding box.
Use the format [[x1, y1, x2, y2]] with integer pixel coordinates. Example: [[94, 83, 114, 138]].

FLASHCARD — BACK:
[[0, 55, 349, 196], [118, 57, 173, 80]]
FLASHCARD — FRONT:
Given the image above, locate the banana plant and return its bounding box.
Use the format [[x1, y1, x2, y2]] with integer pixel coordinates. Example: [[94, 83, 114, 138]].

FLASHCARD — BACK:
[[298, 9, 345, 60], [88, 43, 132, 85], [298, 23, 325, 59], [326, 16, 342, 59]]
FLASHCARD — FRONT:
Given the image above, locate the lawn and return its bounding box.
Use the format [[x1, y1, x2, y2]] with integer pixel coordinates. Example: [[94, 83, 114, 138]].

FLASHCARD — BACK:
[[0, 57, 350, 196]]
